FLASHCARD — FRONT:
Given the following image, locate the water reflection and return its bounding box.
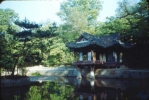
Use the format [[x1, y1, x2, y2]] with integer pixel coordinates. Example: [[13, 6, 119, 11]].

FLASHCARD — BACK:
[[1, 86, 30, 100], [74, 78, 149, 100], [1, 80, 77, 100], [1, 77, 149, 100]]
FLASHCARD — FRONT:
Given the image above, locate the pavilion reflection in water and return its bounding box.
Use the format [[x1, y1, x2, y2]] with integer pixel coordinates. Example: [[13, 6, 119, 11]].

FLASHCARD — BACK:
[[73, 78, 149, 100]]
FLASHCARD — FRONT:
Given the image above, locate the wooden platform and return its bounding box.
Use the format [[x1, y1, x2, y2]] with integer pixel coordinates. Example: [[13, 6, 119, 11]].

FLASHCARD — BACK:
[[73, 60, 123, 67]]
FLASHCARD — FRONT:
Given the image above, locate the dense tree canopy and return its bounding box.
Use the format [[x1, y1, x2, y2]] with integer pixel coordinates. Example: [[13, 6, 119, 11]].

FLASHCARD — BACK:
[[95, 0, 149, 44], [57, 0, 102, 42], [95, 0, 149, 68], [0, 8, 19, 33], [0, 10, 75, 76], [0, 9, 20, 75]]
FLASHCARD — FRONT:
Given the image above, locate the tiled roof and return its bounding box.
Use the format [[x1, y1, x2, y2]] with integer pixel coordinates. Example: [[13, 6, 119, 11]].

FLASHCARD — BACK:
[[66, 32, 133, 49], [66, 41, 92, 49]]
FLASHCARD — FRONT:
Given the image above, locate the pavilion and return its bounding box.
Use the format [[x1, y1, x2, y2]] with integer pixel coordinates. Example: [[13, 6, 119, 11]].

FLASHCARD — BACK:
[[66, 32, 133, 78]]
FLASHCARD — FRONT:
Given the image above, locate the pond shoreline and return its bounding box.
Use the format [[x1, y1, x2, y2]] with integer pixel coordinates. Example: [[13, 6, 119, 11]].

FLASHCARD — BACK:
[[1, 65, 149, 79], [25, 65, 149, 79]]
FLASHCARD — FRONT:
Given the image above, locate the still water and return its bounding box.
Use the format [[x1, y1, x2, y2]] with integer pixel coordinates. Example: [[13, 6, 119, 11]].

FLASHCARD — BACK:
[[1, 77, 149, 100]]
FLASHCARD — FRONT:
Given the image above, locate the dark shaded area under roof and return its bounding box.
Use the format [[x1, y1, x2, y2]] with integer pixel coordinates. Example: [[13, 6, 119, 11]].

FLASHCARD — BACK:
[[66, 32, 133, 49]]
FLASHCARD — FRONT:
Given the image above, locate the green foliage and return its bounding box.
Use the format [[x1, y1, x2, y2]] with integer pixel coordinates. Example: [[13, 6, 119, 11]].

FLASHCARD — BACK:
[[25, 86, 42, 100], [0, 33, 16, 69], [95, 0, 149, 43], [15, 18, 40, 29], [0, 68, 4, 75], [1, 13, 74, 68], [0, 14, 19, 69], [29, 22, 75, 67], [0, 13, 42, 76], [9, 18, 41, 76], [24, 82, 75, 100], [0, 8, 19, 33], [57, 0, 102, 34], [31, 71, 41, 76], [95, 0, 149, 68]]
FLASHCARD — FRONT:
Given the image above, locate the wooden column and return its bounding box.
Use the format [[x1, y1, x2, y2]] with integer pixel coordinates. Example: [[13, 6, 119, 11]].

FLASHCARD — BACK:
[[99, 53, 103, 62], [119, 52, 123, 62], [87, 52, 92, 61], [113, 51, 118, 62], [91, 50, 96, 61], [79, 52, 83, 61], [103, 53, 106, 62]]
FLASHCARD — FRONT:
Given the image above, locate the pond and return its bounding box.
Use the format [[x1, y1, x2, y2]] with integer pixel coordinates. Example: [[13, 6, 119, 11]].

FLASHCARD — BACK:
[[1, 77, 149, 100]]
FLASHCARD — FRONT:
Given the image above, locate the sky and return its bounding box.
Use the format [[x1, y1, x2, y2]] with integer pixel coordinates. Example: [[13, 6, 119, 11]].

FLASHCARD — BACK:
[[0, 0, 121, 25]]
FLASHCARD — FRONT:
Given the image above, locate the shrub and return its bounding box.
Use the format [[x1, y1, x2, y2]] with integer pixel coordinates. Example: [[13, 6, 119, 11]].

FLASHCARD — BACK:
[[31, 71, 41, 76]]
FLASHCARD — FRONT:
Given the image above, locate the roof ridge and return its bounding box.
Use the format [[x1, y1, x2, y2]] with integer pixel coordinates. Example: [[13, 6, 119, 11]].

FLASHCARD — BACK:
[[82, 32, 98, 41]]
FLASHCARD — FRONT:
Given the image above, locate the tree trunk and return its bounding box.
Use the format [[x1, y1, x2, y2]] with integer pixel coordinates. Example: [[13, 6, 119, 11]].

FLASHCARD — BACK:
[[11, 56, 19, 76], [11, 36, 27, 76]]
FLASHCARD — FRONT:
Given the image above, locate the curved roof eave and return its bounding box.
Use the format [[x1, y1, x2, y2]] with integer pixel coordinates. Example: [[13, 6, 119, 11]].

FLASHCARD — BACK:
[[66, 41, 92, 49]]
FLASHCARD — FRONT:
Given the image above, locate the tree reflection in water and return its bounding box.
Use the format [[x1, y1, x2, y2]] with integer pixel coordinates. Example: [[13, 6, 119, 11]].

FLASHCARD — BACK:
[[25, 81, 78, 100], [1, 81, 78, 100], [1, 78, 149, 100]]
